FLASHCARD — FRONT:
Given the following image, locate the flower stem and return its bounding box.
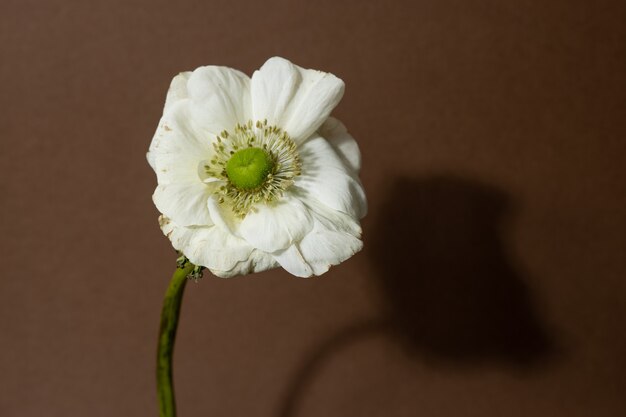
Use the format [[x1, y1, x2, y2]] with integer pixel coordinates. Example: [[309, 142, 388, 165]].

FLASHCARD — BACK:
[[157, 261, 194, 417]]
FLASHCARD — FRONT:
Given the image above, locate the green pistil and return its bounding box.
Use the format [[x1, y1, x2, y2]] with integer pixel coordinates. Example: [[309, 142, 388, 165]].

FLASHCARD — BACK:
[[226, 147, 274, 190]]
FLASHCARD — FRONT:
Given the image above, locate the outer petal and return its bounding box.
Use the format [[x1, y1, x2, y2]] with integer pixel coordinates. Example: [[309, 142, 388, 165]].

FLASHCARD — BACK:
[[164, 71, 192, 114], [152, 182, 212, 226], [318, 117, 361, 174], [251, 57, 344, 143], [297, 217, 363, 276], [149, 101, 216, 227], [159, 216, 253, 272], [239, 195, 313, 253], [272, 245, 313, 278], [147, 72, 192, 170], [149, 101, 214, 185], [209, 249, 279, 278], [206, 195, 242, 236], [187, 66, 251, 136], [295, 135, 367, 219], [301, 196, 363, 237]]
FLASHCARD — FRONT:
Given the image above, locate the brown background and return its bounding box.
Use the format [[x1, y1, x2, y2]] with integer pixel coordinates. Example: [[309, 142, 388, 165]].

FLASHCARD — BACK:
[[1, 0, 625, 416]]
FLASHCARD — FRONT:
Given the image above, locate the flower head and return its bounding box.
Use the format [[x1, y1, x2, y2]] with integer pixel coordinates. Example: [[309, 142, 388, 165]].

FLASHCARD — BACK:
[[147, 57, 367, 277]]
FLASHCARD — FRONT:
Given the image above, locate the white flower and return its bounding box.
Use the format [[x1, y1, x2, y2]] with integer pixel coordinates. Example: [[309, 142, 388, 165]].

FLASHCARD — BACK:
[[147, 57, 367, 278]]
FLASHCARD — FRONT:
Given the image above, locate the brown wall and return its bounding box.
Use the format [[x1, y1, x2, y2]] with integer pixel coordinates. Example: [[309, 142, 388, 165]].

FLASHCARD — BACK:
[[1, 0, 625, 416]]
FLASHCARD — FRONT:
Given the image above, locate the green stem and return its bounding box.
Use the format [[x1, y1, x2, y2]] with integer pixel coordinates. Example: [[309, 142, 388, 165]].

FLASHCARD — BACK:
[[157, 262, 194, 417]]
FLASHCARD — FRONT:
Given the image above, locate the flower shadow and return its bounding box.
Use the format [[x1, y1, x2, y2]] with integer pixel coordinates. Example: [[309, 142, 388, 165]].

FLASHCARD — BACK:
[[276, 175, 559, 417], [369, 175, 556, 366]]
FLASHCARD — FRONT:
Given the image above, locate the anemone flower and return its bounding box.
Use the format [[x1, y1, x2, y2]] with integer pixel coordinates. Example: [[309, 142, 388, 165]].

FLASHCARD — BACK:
[[148, 57, 366, 417]]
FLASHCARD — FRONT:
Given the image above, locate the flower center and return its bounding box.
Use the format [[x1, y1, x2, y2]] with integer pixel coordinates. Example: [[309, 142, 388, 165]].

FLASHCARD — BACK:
[[204, 120, 302, 217], [226, 147, 274, 190]]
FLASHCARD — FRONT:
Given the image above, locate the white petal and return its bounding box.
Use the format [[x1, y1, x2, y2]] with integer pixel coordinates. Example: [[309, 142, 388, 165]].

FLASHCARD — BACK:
[[318, 117, 361, 174], [147, 146, 157, 171], [209, 249, 278, 278], [149, 101, 214, 185], [251, 57, 344, 143], [160, 215, 194, 248], [206, 195, 242, 236], [187, 66, 251, 135], [250, 57, 298, 127], [301, 196, 362, 237], [147, 73, 192, 170], [153, 182, 212, 227], [186, 228, 252, 272], [273, 245, 313, 278], [164, 71, 192, 113], [239, 194, 313, 252], [160, 217, 253, 272], [295, 136, 367, 219], [298, 217, 363, 276]]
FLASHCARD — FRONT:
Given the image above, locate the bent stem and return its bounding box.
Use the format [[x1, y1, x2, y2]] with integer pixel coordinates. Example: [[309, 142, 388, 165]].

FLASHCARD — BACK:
[[157, 261, 195, 417]]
